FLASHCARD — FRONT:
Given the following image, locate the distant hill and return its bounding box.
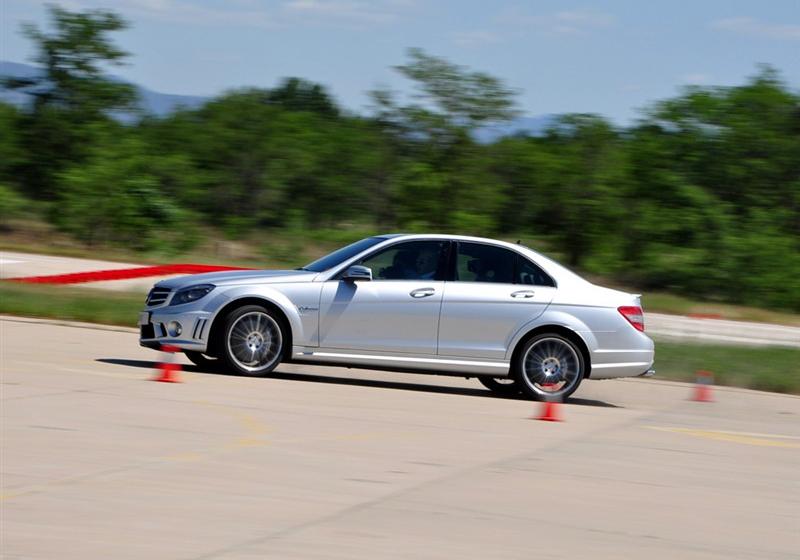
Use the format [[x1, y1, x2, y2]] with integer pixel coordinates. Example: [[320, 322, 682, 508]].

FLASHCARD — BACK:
[[1, 60, 551, 139], [0, 61, 207, 117]]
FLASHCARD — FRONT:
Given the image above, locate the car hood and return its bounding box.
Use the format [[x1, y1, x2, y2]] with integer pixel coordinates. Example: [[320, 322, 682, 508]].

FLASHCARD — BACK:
[[155, 269, 317, 289]]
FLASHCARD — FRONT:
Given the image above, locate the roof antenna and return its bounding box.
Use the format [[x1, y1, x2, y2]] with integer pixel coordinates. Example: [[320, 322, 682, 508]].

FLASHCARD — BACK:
[[516, 239, 521, 245]]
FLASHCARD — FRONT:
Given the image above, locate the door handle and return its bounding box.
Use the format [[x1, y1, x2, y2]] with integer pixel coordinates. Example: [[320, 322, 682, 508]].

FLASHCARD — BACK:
[[511, 290, 535, 299], [410, 287, 436, 298]]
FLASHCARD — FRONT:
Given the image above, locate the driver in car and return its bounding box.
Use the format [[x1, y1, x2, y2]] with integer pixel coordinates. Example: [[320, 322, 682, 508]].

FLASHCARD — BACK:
[[415, 249, 438, 280]]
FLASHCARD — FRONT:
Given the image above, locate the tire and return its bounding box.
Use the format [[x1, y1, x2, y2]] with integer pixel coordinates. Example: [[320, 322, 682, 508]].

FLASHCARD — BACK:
[[478, 376, 521, 396], [514, 333, 585, 401], [221, 305, 285, 376], [184, 351, 222, 371]]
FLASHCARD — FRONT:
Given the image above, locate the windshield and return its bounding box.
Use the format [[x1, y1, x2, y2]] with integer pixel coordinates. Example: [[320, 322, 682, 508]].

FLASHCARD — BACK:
[[300, 237, 386, 273]]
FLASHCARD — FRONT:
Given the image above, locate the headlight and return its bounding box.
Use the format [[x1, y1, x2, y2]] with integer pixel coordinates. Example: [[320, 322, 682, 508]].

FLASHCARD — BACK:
[[170, 284, 215, 306]]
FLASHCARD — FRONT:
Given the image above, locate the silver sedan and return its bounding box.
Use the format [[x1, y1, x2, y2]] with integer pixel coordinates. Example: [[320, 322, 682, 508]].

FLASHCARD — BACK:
[[139, 234, 654, 399]]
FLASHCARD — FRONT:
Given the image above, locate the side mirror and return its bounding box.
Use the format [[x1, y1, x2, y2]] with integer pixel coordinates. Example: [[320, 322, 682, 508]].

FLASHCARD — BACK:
[[342, 265, 372, 282]]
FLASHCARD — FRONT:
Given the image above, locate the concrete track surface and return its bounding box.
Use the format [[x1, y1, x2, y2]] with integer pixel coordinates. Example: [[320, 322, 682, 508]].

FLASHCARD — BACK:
[[646, 312, 800, 348], [0, 251, 180, 292], [1, 316, 799, 560]]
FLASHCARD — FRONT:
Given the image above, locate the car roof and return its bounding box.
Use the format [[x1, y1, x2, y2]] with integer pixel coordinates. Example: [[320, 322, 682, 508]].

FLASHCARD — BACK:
[[376, 233, 524, 248]]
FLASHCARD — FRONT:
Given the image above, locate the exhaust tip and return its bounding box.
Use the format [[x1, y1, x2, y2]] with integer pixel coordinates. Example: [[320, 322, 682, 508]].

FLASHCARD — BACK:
[[639, 369, 656, 377]]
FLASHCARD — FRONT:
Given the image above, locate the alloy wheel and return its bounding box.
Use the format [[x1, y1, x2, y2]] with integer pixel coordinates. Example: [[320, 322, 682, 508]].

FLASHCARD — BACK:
[[225, 311, 283, 374]]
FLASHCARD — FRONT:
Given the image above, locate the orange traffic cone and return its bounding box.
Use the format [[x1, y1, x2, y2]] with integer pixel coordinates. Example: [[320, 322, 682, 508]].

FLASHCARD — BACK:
[[690, 370, 714, 402], [154, 344, 182, 383], [536, 400, 562, 422], [533, 384, 563, 421]]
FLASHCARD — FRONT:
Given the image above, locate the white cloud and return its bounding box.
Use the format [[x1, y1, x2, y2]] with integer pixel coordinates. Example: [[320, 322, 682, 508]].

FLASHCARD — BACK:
[[680, 73, 712, 84], [496, 8, 615, 35], [51, 0, 278, 28], [712, 17, 800, 41], [282, 0, 407, 25], [554, 10, 615, 27], [452, 30, 501, 48], [27, 0, 412, 30]]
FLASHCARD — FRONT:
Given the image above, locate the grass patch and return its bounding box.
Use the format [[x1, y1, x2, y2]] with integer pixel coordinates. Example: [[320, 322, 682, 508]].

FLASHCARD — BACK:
[[653, 339, 800, 395], [0, 282, 142, 328]]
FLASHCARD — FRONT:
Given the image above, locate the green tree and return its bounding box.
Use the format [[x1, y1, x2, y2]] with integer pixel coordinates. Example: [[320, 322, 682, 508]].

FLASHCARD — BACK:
[[370, 49, 519, 233], [139, 88, 386, 233], [0, 103, 24, 183], [6, 5, 135, 116], [5, 5, 136, 199], [265, 77, 339, 118], [56, 128, 195, 251], [620, 66, 800, 308], [0, 184, 30, 231], [394, 48, 518, 129], [520, 115, 626, 268]]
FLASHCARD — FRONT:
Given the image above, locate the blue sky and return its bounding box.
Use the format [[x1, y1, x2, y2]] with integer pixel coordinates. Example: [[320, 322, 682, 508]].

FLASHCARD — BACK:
[[2, 0, 798, 123]]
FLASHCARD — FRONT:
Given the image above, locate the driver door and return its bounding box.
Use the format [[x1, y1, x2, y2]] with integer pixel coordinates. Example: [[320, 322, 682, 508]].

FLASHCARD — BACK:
[[317, 240, 448, 355]]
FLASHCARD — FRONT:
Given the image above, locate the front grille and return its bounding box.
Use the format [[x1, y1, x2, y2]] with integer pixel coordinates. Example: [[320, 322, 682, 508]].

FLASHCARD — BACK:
[[146, 287, 171, 306], [140, 324, 155, 339]]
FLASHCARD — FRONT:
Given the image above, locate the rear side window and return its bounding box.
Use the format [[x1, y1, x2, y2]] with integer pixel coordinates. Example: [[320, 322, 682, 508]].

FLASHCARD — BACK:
[[517, 256, 555, 287], [455, 242, 515, 283], [454, 242, 554, 286]]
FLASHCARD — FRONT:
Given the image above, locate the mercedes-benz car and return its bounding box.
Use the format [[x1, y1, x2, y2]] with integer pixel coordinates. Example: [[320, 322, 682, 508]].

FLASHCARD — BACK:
[[139, 234, 654, 399]]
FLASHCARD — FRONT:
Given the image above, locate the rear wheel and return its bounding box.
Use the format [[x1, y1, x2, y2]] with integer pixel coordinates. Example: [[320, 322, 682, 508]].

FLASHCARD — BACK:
[[478, 376, 521, 396], [222, 305, 285, 376], [514, 333, 584, 400]]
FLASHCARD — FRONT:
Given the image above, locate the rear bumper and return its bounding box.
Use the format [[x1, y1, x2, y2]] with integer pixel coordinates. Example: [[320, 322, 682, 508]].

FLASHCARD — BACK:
[[588, 332, 655, 379], [588, 359, 655, 379]]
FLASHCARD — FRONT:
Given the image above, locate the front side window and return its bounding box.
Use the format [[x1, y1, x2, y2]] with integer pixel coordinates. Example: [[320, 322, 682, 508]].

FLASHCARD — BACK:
[[455, 242, 554, 286], [355, 241, 448, 281]]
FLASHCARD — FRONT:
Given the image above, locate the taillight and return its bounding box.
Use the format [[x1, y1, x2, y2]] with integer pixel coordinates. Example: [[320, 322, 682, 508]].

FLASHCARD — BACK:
[[618, 306, 645, 332]]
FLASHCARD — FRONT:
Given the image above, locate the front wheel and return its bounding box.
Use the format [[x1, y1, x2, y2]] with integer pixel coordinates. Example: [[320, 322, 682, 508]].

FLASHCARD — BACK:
[[221, 305, 285, 376], [514, 334, 584, 401], [478, 376, 521, 396]]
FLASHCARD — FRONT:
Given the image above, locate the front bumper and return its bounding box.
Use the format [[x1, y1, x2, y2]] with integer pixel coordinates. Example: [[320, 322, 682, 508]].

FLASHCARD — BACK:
[[139, 306, 213, 353]]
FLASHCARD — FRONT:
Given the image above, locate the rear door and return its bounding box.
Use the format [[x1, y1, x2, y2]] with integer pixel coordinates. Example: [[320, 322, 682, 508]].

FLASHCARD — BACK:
[[437, 242, 556, 359]]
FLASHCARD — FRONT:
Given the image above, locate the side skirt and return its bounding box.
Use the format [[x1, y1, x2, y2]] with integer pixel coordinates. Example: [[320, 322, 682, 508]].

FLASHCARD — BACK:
[[288, 348, 511, 378]]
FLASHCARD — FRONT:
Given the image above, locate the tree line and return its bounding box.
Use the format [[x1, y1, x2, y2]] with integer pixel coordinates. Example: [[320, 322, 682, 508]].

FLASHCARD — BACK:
[[1, 6, 798, 310]]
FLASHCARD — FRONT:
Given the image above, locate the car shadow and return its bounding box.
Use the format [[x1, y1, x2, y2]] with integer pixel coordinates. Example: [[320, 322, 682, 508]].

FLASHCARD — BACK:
[[95, 358, 621, 408]]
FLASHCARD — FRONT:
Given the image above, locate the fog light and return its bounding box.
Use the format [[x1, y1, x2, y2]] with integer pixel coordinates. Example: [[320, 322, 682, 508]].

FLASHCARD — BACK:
[[168, 321, 183, 337]]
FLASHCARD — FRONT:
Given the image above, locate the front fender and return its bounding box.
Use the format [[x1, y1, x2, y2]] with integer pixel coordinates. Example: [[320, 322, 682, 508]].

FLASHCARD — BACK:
[[203, 284, 312, 348]]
